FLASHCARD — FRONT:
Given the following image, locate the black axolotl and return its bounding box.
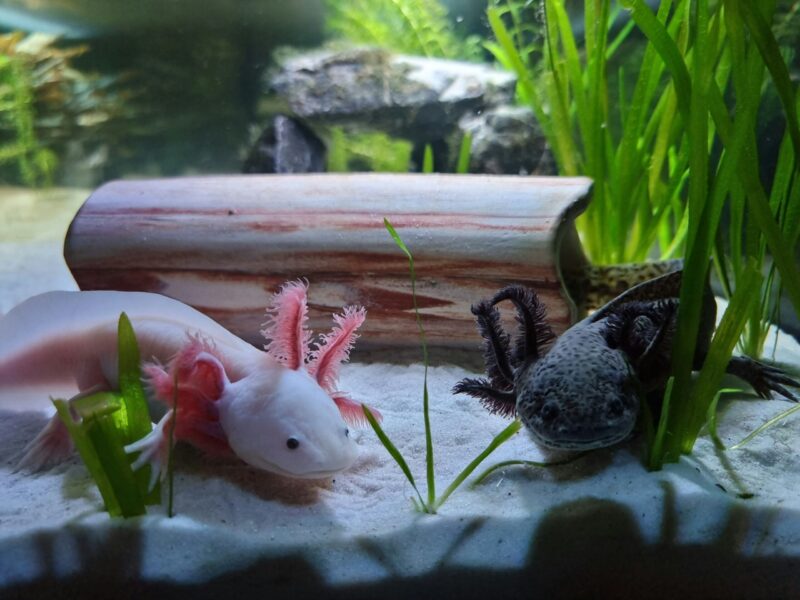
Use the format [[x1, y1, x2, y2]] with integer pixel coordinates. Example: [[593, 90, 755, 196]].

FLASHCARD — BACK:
[[454, 269, 799, 450]]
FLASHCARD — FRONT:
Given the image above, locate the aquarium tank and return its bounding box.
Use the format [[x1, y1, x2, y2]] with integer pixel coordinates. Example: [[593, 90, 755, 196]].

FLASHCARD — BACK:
[[2, 0, 800, 597]]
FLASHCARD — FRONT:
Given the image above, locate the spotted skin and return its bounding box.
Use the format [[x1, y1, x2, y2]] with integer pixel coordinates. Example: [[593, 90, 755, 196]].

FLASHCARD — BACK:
[[563, 259, 684, 313]]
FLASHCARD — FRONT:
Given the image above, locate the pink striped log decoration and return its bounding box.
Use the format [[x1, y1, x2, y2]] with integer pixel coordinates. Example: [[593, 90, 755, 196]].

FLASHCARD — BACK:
[[64, 174, 592, 349]]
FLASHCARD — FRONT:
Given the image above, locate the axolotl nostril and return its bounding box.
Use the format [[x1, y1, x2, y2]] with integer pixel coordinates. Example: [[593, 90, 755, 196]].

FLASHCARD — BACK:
[[0, 281, 380, 485], [455, 269, 800, 451]]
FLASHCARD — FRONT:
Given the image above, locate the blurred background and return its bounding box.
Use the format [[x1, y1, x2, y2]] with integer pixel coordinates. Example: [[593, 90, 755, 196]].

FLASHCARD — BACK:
[[0, 0, 495, 186], [1, 0, 799, 344]]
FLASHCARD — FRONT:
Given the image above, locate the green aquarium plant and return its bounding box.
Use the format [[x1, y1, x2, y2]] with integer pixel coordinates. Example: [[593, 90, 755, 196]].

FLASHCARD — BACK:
[[617, 0, 800, 468], [0, 42, 56, 186], [488, 0, 684, 264], [487, 0, 799, 269], [324, 0, 481, 60], [0, 32, 129, 187], [326, 129, 472, 174], [362, 220, 521, 514], [326, 128, 413, 172], [54, 313, 161, 517], [489, 0, 799, 468]]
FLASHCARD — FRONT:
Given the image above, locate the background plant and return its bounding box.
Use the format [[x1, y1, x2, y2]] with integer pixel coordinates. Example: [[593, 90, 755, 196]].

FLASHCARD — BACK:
[[321, 0, 480, 174], [0, 32, 129, 187], [0, 35, 57, 186], [489, 0, 800, 467], [488, 0, 689, 264], [326, 128, 413, 172], [324, 0, 482, 60]]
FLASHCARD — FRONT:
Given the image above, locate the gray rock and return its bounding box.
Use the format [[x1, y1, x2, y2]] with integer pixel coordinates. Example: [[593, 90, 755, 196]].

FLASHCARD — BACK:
[[458, 105, 556, 175], [271, 47, 516, 143], [243, 115, 326, 174]]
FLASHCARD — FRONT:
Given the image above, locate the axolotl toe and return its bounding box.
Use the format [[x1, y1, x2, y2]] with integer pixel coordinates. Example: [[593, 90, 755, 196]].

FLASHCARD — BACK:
[[1, 281, 379, 482]]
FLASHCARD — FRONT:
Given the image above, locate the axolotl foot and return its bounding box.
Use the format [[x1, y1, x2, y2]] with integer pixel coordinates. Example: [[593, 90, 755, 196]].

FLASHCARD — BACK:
[[15, 413, 74, 472], [124, 409, 174, 492], [727, 356, 800, 402]]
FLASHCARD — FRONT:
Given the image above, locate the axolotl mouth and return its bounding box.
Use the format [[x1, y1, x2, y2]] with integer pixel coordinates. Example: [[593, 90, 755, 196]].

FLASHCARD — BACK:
[[248, 462, 346, 479], [517, 391, 640, 451], [242, 449, 357, 480], [525, 420, 638, 451]]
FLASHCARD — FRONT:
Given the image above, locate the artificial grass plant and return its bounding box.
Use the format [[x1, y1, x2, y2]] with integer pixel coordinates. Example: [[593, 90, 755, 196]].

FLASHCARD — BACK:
[[620, 0, 800, 468], [361, 219, 521, 514], [53, 313, 160, 517], [488, 0, 693, 264]]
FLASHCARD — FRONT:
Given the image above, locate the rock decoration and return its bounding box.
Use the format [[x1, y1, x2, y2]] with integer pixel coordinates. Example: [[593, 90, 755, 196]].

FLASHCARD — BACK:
[[253, 47, 554, 174], [242, 115, 326, 174], [270, 47, 516, 142], [457, 105, 555, 175]]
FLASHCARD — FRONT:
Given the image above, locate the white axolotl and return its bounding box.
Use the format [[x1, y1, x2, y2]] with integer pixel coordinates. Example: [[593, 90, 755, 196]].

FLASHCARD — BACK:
[[0, 281, 379, 486]]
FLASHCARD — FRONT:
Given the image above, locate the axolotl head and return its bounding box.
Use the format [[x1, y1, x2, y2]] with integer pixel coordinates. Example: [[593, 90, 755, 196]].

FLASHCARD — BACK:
[[514, 324, 641, 450], [218, 367, 358, 478]]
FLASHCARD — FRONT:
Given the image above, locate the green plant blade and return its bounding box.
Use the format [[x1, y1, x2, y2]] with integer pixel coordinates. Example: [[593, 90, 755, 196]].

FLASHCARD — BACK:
[[362, 404, 427, 510], [55, 391, 148, 518], [705, 388, 743, 450], [737, 0, 800, 158], [83, 409, 148, 518], [167, 372, 179, 518], [384, 218, 435, 509], [53, 396, 123, 517], [729, 402, 800, 451], [471, 451, 590, 487], [456, 132, 471, 174], [116, 312, 160, 504], [620, 0, 691, 119], [422, 144, 434, 173], [648, 376, 674, 471], [682, 263, 763, 452], [434, 420, 521, 510]]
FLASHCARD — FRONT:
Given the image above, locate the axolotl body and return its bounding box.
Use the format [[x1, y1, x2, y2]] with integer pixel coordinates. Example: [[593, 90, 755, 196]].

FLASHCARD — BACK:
[[0, 281, 376, 483], [455, 269, 799, 450]]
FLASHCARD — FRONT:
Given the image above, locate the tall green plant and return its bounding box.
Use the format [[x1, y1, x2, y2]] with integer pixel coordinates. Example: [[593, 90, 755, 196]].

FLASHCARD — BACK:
[[490, 1, 799, 466], [0, 53, 56, 186], [488, 0, 694, 264], [618, 0, 800, 467], [362, 220, 521, 514]]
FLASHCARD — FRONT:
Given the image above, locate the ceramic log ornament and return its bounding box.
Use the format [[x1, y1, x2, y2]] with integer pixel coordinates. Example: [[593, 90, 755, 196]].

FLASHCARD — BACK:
[[1, 282, 377, 485], [63, 174, 594, 349], [454, 268, 800, 450]]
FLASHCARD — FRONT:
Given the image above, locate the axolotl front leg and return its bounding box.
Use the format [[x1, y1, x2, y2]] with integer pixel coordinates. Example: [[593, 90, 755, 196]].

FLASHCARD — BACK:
[[124, 341, 234, 491]]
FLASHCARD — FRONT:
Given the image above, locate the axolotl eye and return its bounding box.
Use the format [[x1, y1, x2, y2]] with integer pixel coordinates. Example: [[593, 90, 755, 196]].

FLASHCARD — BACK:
[[286, 437, 300, 450]]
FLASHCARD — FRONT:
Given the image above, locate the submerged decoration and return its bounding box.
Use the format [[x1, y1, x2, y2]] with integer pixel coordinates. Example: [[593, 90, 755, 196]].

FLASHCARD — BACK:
[[2, 282, 376, 489], [455, 269, 800, 451]]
